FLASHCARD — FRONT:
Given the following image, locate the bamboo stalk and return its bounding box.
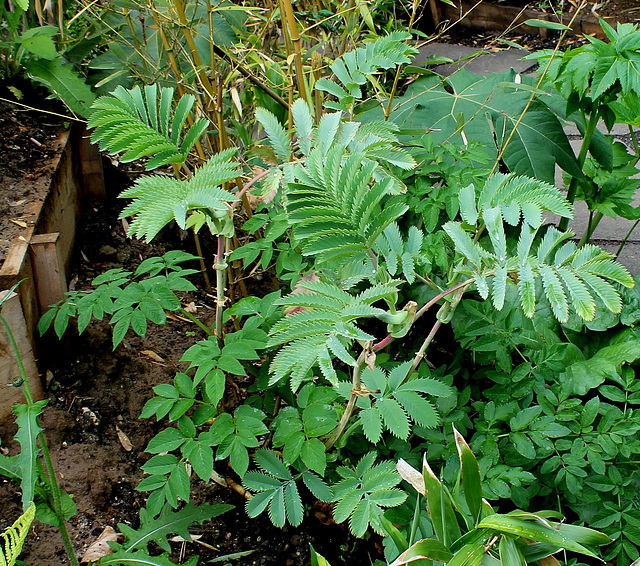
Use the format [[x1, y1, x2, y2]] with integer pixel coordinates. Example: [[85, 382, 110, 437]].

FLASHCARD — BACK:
[[280, 0, 308, 101]]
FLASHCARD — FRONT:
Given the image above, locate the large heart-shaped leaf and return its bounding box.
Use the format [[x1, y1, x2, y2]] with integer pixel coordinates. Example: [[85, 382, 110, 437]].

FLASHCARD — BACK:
[[361, 69, 582, 184]]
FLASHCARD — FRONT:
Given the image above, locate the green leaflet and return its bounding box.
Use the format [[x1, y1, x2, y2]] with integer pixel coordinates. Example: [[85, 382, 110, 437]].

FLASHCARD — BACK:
[[0, 502, 35, 566], [119, 149, 239, 241], [89, 85, 209, 169], [256, 107, 291, 163], [358, 362, 450, 443], [332, 454, 406, 537], [244, 451, 331, 527], [13, 400, 47, 510], [316, 32, 417, 114]]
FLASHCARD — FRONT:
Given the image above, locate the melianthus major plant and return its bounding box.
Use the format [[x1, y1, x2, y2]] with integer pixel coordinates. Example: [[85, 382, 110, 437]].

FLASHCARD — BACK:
[[37, 29, 640, 566]]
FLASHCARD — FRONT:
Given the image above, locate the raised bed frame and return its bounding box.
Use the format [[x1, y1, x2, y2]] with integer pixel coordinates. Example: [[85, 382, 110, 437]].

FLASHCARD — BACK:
[[0, 124, 105, 421], [432, 0, 611, 39]]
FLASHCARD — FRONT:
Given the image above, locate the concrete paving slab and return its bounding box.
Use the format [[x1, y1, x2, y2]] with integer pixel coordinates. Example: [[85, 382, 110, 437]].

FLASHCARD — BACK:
[[414, 43, 536, 76], [563, 120, 640, 137], [412, 43, 481, 64], [567, 201, 640, 242]]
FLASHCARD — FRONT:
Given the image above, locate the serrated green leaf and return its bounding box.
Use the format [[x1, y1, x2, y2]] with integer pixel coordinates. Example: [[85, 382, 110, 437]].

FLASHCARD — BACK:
[[14, 400, 47, 509], [377, 398, 410, 439], [256, 107, 291, 162]]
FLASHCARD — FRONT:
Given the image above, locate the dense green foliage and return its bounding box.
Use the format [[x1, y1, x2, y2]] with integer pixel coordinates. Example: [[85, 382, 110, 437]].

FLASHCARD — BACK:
[[5, 5, 640, 566]]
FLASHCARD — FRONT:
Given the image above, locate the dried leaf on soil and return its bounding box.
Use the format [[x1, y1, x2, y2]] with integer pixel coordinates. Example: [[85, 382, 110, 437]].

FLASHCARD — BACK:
[[115, 426, 133, 451], [80, 526, 123, 563], [140, 349, 166, 363]]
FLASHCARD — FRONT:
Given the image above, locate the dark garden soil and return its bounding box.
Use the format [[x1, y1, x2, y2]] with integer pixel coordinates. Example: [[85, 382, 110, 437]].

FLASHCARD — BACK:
[[0, 152, 379, 564], [0, 88, 68, 269]]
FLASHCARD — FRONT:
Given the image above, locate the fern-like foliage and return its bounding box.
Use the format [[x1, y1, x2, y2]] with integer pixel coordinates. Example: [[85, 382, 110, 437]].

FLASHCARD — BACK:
[[88, 84, 209, 170], [119, 148, 239, 241], [267, 279, 402, 390], [256, 98, 415, 214], [315, 31, 418, 113], [445, 173, 634, 321], [244, 450, 332, 528], [255, 99, 415, 269], [374, 224, 425, 284], [331, 453, 406, 537], [1, 502, 35, 566], [358, 362, 453, 443]]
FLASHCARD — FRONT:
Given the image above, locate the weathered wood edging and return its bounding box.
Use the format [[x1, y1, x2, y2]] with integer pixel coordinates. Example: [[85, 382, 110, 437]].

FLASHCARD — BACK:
[[433, 0, 612, 39], [0, 125, 104, 421]]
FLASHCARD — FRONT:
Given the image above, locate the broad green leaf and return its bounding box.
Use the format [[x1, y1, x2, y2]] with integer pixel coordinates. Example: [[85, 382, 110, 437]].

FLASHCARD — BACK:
[[423, 456, 461, 546], [310, 544, 332, 566], [478, 515, 602, 558], [364, 69, 581, 184], [454, 427, 482, 525], [14, 400, 47, 509], [447, 543, 486, 566], [390, 537, 453, 565], [524, 19, 571, 30], [499, 535, 527, 566]]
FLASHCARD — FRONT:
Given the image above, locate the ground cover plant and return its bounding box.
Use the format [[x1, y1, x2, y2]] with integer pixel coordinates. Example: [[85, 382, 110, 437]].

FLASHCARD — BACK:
[[3, 2, 640, 565]]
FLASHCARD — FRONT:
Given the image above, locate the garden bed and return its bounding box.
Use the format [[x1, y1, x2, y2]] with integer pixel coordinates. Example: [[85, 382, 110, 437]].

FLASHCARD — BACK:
[[0, 97, 104, 421], [0, 174, 378, 566]]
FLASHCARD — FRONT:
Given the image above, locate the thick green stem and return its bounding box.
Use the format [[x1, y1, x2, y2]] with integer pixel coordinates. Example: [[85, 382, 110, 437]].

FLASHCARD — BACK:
[[559, 110, 599, 232], [214, 236, 227, 347], [324, 347, 369, 450], [0, 313, 79, 566], [578, 210, 603, 247]]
